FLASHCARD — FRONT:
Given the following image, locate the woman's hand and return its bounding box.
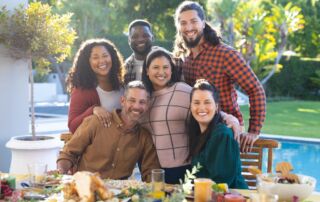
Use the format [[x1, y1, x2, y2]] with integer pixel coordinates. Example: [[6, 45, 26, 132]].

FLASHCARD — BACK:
[[240, 132, 259, 153], [221, 112, 242, 143], [93, 106, 112, 127]]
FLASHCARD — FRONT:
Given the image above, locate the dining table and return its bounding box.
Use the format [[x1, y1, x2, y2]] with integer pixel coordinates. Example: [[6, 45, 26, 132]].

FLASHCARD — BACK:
[[1, 173, 320, 201], [236, 189, 320, 202]]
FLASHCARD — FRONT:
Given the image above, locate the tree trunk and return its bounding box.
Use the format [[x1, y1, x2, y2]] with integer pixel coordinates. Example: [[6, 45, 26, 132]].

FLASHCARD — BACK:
[[49, 56, 67, 94], [261, 49, 283, 85], [56, 64, 67, 94], [227, 20, 235, 47], [261, 24, 287, 85], [28, 58, 36, 139]]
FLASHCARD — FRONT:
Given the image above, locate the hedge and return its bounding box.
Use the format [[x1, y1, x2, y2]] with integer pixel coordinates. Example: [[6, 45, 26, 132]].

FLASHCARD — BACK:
[[266, 56, 320, 100]]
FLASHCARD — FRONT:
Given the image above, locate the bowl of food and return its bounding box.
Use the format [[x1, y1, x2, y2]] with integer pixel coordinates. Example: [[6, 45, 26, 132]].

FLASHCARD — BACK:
[[257, 173, 316, 201]]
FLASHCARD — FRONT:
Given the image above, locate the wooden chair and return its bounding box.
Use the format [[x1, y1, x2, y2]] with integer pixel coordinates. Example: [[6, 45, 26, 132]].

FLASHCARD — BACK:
[[60, 132, 73, 144], [240, 138, 279, 189]]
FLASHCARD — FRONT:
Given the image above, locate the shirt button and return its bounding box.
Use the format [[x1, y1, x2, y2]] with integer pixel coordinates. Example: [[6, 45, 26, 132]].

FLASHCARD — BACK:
[[117, 148, 120, 151], [112, 163, 115, 168]]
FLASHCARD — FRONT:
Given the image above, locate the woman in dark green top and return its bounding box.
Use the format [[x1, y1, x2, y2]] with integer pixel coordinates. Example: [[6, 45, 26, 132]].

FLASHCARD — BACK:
[[188, 79, 248, 189]]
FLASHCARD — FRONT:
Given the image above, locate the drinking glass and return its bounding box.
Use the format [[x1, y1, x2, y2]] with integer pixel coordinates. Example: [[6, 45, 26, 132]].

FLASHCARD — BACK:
[[27, 163, 47, 187], [224, 193, 246, 202], [151, 169, 165, 199], [194, 178, 213, 202]]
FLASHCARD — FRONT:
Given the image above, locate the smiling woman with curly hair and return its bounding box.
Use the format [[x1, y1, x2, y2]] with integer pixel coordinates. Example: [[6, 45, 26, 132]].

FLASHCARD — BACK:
[[66, 38, 125, 133]]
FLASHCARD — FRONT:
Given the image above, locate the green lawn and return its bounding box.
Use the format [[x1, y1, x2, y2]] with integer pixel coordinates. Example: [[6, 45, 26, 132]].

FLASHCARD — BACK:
[[240, 101, 320, 138]]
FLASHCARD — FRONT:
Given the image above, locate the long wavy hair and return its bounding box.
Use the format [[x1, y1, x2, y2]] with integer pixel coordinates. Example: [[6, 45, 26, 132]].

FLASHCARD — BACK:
[[141, 47, 180, 95], [187, 79, 222, 161], [66, 38, 124, 93], [173, 1, 221, 58]]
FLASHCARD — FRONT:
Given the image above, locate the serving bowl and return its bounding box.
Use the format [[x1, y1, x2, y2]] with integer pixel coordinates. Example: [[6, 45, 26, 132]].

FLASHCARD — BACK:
[[257, 173, 316, 201]]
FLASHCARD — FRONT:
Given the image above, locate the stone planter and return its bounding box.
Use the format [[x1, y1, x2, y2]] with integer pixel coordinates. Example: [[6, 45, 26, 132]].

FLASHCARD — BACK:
[[6, 135, 63, 174]]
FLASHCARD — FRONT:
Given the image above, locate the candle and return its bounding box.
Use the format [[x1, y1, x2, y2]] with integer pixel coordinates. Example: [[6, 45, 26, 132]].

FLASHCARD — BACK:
[[224, 194, 246, 202], [194, 178, 213, 202]]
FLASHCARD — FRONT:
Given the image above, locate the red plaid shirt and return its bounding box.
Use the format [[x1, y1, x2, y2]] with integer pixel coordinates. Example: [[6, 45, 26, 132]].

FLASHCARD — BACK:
[[181, 42, 266, 134]]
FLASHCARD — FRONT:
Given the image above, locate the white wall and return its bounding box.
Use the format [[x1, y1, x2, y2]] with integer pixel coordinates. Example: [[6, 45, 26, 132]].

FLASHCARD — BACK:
[[0, 0, 28, 172], [30, 83, 57, 102], [47, 73, 63, 94]]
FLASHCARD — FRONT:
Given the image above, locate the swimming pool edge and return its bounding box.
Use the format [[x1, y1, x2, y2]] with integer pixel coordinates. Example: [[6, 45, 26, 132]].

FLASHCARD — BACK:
[[261, 134, 320, 144]]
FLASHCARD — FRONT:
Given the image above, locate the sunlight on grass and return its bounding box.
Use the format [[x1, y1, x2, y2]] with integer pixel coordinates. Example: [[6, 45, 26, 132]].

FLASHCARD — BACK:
[[297, 108, 319, 113], [287, 122, 304, 126], [240, 101, 320, 138]]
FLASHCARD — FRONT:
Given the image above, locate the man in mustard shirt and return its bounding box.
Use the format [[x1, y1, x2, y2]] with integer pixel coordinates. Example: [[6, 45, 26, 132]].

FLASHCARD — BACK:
[[57, 81, 160, 182]]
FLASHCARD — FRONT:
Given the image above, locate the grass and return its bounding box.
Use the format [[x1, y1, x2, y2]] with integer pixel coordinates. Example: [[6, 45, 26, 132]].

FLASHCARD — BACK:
[[240, 101, 320, 138]]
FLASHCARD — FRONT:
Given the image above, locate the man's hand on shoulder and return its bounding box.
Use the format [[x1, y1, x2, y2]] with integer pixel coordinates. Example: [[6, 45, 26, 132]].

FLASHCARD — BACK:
[[240, 132, 259, 153], [220, 111, 241, 143]]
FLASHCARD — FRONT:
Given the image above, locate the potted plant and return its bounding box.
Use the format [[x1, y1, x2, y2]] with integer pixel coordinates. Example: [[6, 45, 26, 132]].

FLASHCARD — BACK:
[[0, 2, 76, 173]]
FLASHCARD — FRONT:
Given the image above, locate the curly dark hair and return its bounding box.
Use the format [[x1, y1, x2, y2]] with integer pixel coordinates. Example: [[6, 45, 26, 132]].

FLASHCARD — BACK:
[[173, 1, 221, 57], [141, 47, 180, 95], [187, 79, 222, 161], [66, 38, 125, 93]]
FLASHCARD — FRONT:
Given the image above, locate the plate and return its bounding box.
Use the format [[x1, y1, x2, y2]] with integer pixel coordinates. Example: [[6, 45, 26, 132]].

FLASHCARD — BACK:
[[104, 179, 146, 189]]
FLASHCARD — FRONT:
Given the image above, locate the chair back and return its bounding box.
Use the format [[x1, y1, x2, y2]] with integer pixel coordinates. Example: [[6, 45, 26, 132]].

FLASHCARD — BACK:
[[240, 138, 279, 189]]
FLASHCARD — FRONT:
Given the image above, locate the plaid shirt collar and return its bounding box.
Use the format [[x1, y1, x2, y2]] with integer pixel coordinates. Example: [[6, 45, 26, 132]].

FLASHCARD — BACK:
[[188, 41, 211, 59]]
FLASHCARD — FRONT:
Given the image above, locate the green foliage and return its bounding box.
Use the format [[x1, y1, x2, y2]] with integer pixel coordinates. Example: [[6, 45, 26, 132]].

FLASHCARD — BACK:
[[113, 0, 192, 40], [33, 71, 48, 83], [310, 70, 320, 86], [180, 163, 202, 195], [207, 0, 305, 83], [53, 0, 111, 44], [267, 56, 320, 99], [277, 0, 320, 57], [52, 0, 206, 42], [0, 2, 77, 68]]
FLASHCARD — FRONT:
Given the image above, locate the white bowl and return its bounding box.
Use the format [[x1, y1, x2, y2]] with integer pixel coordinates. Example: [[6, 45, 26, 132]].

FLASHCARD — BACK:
[[257, 173, 316, 201]]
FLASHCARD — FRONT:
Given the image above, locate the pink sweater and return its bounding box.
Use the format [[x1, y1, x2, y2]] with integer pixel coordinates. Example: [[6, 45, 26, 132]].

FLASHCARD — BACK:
[[140, 82, 192, 168]]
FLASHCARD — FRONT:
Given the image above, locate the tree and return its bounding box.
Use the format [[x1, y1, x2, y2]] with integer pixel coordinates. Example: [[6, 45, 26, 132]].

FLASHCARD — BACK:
[[277, 0, 320, 57], [44, 0, 126, 93], [52, 0, 207, 41], [207, 0, 305, 85], [0, 2, 76, 139]]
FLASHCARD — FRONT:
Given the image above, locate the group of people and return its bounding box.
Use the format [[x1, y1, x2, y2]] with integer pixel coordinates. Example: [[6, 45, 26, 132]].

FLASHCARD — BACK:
[[57, 1, 266, 189]]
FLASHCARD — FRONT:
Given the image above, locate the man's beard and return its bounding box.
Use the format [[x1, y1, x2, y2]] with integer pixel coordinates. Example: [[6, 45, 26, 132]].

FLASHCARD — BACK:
[[131, 43, 152, 56], [183, 31, 203, 48]]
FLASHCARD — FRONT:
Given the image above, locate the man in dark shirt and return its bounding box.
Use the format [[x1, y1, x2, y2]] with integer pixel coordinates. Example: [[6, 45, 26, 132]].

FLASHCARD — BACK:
[[57, 81, 160, 181], [124, 19, 154, 83]]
